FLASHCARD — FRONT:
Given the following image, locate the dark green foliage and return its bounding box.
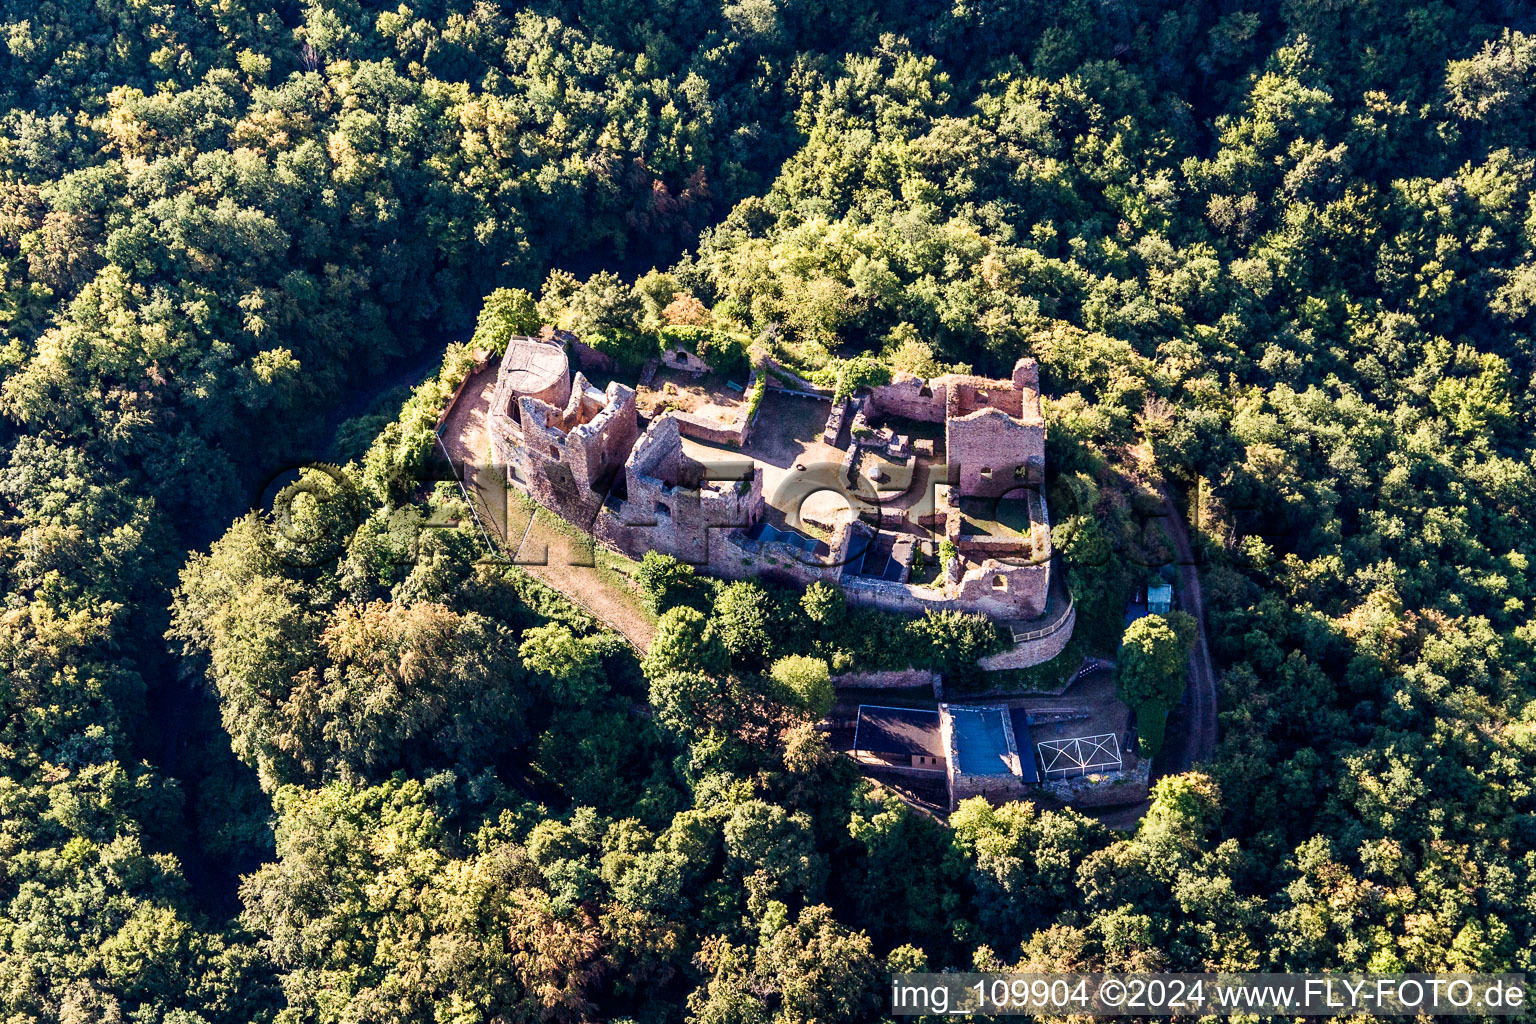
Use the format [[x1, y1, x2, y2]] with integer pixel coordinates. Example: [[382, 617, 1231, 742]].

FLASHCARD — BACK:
[[6, 0, 1536, 1018], [1118, 612, 1197, 757], [634, 550, 710, 614]]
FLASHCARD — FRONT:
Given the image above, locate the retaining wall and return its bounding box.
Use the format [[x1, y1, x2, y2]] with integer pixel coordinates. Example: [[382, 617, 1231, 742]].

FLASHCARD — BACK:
[[978, 601, 1076, 672], [831, 668, 942, 696], [673, 410, 749, 447]]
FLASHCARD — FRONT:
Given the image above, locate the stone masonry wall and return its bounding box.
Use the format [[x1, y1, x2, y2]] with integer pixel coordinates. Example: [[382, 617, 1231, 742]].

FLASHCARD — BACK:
[[673, 410, 749, 447], [660, 346, 712, 375], [941, 704, 1029, 810], [953, 561, 1050, 619], [1040, 760, 1150, 809], [977, 601, 1076, 671], [867, 374, 947, 423], [514, 379, 638, 523], [609, 415, 763, 563], [831, 668, 942, 693], [947, 409, 1046, 497]]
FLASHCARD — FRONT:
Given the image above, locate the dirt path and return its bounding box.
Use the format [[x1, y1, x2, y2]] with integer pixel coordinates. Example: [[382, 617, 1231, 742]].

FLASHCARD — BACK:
[[439, 368, 655, 651], [512, 513, 657, 650], [1157, 484, 1218, 771]]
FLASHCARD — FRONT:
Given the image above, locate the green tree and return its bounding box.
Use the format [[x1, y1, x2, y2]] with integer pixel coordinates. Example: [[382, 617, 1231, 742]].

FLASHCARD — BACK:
[[633, 550, 704, 613], [711, 581, 774, 664], [1116, 612, 1196, 757], [643, 606, 728, 678], [520, 622, 607, 703], [472, 287, 542, 353], [768, 655, 833, 718], [799, 581, 845, 627], [755, 905, 883, 1023]]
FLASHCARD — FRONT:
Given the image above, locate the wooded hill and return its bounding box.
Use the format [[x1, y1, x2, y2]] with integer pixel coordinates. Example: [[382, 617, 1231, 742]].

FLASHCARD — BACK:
[[1, 1, 1534, 1021]]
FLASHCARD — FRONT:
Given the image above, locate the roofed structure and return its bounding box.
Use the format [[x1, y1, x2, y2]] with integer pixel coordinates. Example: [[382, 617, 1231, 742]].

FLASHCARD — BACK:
[[853, 705, 945, 771], [939, 702, 1039, 808]]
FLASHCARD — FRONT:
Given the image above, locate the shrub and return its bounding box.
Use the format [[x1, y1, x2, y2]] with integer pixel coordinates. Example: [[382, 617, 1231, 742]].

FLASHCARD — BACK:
[[832, 355, 892, 401], [744, 368, 768, 421], [711, 580, 775, 664], [1116, 611, 1195, 759], [770, 655, 834, 718], [1135, 700, 1168, 759], [634, 551, 705, 613], [644, 607, 728, 679], [937, 539, 959, 570], [907, 610, 1006, 687], [361, 343, 480, 502], [800, 582, 845, 627]]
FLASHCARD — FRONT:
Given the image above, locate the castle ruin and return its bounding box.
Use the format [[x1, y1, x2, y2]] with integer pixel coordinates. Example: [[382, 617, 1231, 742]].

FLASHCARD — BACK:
[[482, 333, 1072, 667]]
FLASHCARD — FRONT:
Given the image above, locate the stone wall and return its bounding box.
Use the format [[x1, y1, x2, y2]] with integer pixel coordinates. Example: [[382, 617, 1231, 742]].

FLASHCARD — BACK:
[[946, 409, 1046, 497], [977, 601, 1077, 672], [948, 771, 1031, 808], [1041, 760, 1149, 809], [570, 338, 613, 373], [831, 668, 942, 695], [822, 399, 851, 446], [488, 339, 572, 442], [868, 374, 947, 422], [673, 410, 749, 447], [941, 703, 1029, 810], [609, 415, 764, 563], [513, 376, 638, 523], [953, 560, 1050, 619], [660, 346, 712, 375], [841, 574, 950, 615]]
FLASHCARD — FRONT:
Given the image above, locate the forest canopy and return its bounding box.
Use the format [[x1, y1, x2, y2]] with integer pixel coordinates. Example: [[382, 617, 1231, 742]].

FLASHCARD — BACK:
[[1, 1, 1535, 1022]]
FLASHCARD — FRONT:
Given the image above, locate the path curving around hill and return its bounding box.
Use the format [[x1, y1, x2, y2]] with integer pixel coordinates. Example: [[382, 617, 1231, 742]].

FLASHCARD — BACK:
[[1157, 484, 1218, 771]]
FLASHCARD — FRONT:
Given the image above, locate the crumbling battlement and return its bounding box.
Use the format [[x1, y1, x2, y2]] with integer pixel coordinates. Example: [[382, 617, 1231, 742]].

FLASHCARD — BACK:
[[865, 357, 1045, 497], [489, 337, 638, 522], [609, 414, 763, 562]]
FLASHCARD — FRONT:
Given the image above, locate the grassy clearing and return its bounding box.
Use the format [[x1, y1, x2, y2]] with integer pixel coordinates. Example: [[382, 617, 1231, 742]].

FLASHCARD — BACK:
[[525, 507, 658, 627]]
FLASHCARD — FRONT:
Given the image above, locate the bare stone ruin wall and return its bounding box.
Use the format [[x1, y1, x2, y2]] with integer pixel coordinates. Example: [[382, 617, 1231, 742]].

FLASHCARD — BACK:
[[661, 347, 713, 375], [513, 384, 638, 526], [831, 668, 942, 694], [672, 411, 749, 447], [1040, 760, 1150, 809], [953, 562, 1050, 619], [570, 338, 612, 373], [601, 416, 764, 564], [948, 378, 1026, 418], [867, 376, 948, 423], [708, 530, 838, 584], [841, 574, 951, 615], [947, 411, 1046, 497]]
